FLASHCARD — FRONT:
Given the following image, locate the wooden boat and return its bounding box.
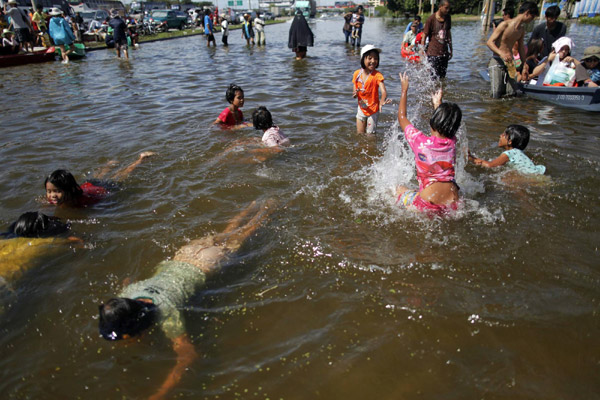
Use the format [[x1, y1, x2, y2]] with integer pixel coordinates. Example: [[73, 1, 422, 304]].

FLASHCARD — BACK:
[[55, 43, 86, 59], [518, 82, 600, 112], [0, 47, 56, 68], [401, 43, 421, 63]]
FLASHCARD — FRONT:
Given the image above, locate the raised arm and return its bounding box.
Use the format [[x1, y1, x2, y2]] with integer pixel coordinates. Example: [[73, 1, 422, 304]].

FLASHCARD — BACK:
[[397, 72, 411, 131], [148, 335, 198, 400]]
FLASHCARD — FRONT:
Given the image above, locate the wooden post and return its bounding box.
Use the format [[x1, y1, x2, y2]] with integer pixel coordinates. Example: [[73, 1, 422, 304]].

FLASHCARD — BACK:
[[418, 0, 423, 15], [431, 0, 435, 15]]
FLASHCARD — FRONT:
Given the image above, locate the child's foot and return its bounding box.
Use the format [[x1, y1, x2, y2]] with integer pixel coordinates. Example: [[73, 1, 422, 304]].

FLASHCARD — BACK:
[[139, 151, 157, 160]]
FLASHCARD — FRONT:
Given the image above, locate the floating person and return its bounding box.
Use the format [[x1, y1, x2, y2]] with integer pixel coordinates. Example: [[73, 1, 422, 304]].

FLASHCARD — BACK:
[[252, 106, 290, 148], [486, 1, 539, 97], [288, 10, 314, 60], [98, 199, 276, 400], [421, 0, 453, 79], [1, 212, 80, 300], [44, 152, 156, 208], [213, 84, 250, 128], [404, 15, 423, 34], [395, 72, 462, 215], [352, 45, 391, 134], [48, 7, 75, 63], [469, 124, 545, 175]]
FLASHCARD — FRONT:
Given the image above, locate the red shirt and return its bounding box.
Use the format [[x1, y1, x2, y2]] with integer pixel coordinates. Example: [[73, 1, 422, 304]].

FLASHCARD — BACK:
[[77, 182, 108, 207], [218, 107, 243, 126]]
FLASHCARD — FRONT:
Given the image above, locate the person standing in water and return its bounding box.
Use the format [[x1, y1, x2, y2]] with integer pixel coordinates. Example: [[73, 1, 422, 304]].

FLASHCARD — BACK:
[[486, 1, 539, 98], [288, 10, 314, 60], [421, 0, 453, 79], [98, 199, 275, 400]]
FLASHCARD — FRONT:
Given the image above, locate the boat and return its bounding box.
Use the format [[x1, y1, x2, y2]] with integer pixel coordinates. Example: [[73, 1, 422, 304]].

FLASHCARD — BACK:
[[55, 43, 86, 59], [401, 43, 421, 63], [0, 47, 56, 68], [517, 82, 600, 112], [479, 68, 600, 112]]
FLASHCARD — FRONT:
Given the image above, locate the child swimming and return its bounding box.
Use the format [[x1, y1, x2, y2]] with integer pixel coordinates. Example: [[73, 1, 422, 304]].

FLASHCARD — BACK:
[[396, 72, 462, 214], [44, 151, 155, 207], [1, 212, 80, 290], [253, 106, 290, 147], [352, 45, 391, 134], [98, 199, 275, 400], [470, 124, 545, 174], [214, 84, 250, 128]]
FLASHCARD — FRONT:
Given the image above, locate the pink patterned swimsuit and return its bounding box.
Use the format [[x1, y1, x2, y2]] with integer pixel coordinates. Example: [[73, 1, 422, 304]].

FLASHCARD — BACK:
[[404, 124, 456, 190]]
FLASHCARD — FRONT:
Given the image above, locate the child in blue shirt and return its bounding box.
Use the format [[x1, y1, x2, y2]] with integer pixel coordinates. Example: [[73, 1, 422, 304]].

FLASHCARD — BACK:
[[470, 124, 545, 175]]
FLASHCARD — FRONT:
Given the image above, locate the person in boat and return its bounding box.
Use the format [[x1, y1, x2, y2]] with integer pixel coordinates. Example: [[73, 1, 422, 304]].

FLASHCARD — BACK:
[[108, 10, 128, 59], [421, 0, 453, 79], [528, 5, 566, 59], [396, 72, 462, 215], [403, 23, 418, 52], [1, 212, 80, 303], [48, 7, 75, 63], [98, 199, 275, 400], [543, 37, 592, 87], [84, 17, 102, 42], [44, 152, 156, 208], [470, 124, 545, 175], [404, 15, 423, 34], [491, 7, 513, 30], [1, 28, 18, 54], [579, 46, 600, 86], [486, 1, 539, 98], [3, 0, 34, 53], [288, 10, 314, 60], [520, 38, 546, 82]]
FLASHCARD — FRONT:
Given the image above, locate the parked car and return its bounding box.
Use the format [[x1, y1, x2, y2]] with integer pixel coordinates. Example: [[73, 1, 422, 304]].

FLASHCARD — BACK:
[[148, 9, 187, 30], [81, 9, 110, 29], [262, 12, 274, 20]]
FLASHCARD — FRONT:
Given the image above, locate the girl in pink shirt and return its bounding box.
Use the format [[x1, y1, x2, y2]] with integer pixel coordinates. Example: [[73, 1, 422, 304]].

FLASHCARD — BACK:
[[396, 72, 462, 214]]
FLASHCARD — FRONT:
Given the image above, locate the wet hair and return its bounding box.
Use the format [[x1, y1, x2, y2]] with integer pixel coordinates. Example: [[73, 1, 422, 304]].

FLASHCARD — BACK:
[[519, 1, 539, 17], [3, 212, 69, 239], [44, 170, 83, 204], [98, 298, 157, 340], [429, 102, 462, 139], [545, 5, 560, 19], [225, 84, 244, 104], [252, 106, 274, 130], [360, 50, 380, 69], [526, 38, 543, 59], [505, 124, 530, 150], [503, 7, 514, 18]]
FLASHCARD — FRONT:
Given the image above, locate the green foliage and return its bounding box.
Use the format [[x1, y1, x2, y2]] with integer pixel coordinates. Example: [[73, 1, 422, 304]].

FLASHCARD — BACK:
[[580, 16, 600, 26]]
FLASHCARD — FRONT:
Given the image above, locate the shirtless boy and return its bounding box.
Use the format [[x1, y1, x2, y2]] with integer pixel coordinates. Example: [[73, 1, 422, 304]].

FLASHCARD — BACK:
[[486, 1, 539, 98]]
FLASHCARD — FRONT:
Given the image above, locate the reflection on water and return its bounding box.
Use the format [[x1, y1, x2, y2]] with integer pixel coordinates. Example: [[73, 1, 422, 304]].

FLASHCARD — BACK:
[[1, 18, 599, 399]]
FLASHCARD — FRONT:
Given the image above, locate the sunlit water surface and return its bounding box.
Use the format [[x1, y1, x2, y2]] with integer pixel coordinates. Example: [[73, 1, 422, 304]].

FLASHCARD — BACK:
[[1, 17, 599, 399]]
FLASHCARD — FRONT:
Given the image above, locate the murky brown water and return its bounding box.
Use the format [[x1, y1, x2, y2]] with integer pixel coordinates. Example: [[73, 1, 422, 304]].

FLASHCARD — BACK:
[[1, 17, 599, 399]]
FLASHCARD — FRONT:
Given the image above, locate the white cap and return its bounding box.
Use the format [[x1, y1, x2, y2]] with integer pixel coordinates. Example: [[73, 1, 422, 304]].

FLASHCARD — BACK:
[[49, 7, 63, 16], [360, 44, 382, 59]]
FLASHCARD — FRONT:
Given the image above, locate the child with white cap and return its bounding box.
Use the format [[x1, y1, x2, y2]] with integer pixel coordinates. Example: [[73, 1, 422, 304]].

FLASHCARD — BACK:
[[352, 44, 391, 134]]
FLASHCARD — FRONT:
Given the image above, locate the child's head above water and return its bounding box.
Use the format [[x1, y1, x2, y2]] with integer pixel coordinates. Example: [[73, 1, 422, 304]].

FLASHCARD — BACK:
[[502, 124, 530, 150], [360, 44, 381, 70], [4, 211, 70, 238], [99, 297, 157, 340], [226, 84, 244, 105], [44, 169, 83, 205], [429, 102, 462, 139], [252, 106, 274, 131]]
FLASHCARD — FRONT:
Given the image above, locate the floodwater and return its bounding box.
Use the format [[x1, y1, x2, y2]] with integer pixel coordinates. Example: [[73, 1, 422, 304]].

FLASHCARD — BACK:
[[1, 17, 599, 399]]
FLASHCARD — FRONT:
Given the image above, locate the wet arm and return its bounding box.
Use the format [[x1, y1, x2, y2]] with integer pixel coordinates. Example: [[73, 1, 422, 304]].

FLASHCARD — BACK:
[[397, 74, 411, 131], [472, 153, 509, 168], [378, 81, 391, 111], [148, 335, 198, 400], [486, 23, 508, 60]]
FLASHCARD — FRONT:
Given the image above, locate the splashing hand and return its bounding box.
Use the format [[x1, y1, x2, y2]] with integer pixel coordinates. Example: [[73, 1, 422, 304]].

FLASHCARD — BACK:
[[399, 72, 409, 92], [431, 89, 443, 109]]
